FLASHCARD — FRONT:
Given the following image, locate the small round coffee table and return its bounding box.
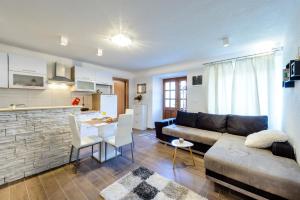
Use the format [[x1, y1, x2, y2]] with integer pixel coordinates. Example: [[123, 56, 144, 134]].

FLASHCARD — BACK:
[[171, 139, 195, 169]]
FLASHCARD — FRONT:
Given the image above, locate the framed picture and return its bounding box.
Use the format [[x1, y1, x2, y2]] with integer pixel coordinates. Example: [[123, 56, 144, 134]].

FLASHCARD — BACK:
[[137, 83, 146, 94], [192, 75, 202, 85]]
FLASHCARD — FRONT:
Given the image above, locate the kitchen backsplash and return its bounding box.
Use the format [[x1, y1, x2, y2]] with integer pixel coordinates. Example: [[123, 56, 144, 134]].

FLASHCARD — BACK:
[[0, 88, 93, 109]]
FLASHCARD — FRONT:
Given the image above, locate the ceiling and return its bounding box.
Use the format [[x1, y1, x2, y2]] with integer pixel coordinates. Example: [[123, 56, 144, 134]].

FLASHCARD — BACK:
[[0, 0, 295, 71]]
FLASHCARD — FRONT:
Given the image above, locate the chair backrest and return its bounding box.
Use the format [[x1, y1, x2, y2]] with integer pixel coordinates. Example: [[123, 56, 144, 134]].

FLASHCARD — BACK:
[[68, 114, 81, 148], [125, 109, 134, 127], [115, 114, 133, 147], [125, 109, 134, 115]]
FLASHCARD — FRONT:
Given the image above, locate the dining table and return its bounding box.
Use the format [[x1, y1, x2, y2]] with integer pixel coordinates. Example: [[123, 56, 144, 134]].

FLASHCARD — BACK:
[[77, 112, 120, 162]]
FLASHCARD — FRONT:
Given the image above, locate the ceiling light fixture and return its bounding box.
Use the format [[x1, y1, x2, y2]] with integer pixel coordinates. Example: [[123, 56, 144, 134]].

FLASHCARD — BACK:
[[97, 48, 103, 56], [60, 36, 68, 46], [110, 33, 132, 47], [222, 37, 229, 47]]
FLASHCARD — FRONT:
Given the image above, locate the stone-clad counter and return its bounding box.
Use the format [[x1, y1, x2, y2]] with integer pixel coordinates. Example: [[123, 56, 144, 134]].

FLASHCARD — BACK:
[[0, 106, 81, 185]]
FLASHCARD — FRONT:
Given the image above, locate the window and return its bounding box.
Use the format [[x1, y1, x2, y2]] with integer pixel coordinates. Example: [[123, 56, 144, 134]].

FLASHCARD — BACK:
[[163, 77, 187, 119], [164, 81, 176, 108], [179, 80, 187, 110]]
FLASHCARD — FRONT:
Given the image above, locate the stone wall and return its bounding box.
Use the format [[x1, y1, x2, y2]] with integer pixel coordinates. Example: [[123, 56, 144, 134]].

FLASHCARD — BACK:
[[0, 107, 80, 185]]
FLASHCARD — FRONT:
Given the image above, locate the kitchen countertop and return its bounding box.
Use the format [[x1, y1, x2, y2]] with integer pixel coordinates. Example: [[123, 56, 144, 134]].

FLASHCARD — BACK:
[[0, 105, 82, 112]]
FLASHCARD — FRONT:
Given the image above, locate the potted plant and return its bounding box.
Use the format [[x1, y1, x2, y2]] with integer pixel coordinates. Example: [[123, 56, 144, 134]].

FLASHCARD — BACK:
[[134, 95, 142, 102]]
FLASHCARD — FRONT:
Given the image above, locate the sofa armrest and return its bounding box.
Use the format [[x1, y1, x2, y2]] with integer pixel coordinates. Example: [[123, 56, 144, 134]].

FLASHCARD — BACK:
[[155, 118, 175, 140]]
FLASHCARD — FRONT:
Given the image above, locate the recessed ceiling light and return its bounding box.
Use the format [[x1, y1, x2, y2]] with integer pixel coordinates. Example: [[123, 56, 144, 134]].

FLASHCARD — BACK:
[[110, 33, 132, 47], [222, 37, 229, 47], [97, 48, 103, 56], [60, 36, 68, 46]]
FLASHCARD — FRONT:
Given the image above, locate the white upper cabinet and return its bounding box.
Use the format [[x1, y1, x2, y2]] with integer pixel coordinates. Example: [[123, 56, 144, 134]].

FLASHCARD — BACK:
[[0, 53, 8, 88], [9, 54, 47, 75], [73, 65, 112, 85], [72, 65, 96, 92], [95, 70, 112, 85], [74, 65, 95, 82], [8, 54, 47, 89]]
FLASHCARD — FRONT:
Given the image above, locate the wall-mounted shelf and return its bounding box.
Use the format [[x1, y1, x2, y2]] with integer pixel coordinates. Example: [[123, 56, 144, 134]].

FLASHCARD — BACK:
[[282, 81, 295, 88], [282, 60, 300, 88]]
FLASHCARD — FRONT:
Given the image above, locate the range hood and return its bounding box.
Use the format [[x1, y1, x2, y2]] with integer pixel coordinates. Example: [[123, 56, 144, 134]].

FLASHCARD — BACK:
[[48, 63, 74, 85]]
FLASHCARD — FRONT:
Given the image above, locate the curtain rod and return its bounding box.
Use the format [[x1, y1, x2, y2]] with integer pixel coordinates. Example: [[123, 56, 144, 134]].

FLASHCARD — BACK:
[[203, 47, 282, 66]]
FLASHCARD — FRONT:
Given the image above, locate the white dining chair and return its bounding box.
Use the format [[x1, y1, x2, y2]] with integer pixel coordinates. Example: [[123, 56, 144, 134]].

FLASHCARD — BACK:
[[68, 114, 103, 168], [125, 109, 135, 147], [103, 114, 134, 162]]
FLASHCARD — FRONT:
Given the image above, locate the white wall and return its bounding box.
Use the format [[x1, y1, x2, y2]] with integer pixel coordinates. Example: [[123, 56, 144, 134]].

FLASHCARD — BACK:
[[134, 76, 153, 128], [281, 1, 300, 164], [151, 76, 163, 126], [133, 60, 210, 128], [0, 43, 135, 109], [186, 67, 209, 113]]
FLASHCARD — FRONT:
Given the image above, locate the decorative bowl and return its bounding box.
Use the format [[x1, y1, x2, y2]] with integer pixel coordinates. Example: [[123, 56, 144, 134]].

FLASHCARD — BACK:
[[179, 138, 184, 144]]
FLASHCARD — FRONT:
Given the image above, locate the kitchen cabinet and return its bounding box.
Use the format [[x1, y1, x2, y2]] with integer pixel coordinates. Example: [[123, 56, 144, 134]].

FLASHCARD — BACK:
[[9, 72, 47, 89], [95, 70, 113, 85], [8, 54, 47, 89], [72, 80, 96, 92], [9, 54, 47, 75], [73, 65, 95, 82], [73, 65, 113, 85], [72, 65, 96, 92], [0, 53, 8, 88]]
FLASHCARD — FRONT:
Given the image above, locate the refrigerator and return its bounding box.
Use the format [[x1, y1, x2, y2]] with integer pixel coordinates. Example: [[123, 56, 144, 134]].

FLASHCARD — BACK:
[[92, 94, 118, 118]]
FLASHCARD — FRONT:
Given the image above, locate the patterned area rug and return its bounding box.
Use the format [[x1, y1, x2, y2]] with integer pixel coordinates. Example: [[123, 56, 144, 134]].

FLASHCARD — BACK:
[[100, 166, 207, 200]]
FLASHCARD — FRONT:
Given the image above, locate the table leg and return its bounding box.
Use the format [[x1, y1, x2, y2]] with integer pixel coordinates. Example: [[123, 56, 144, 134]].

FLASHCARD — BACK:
[[189, 147, 195, 166], [98, 143, 101, 162], [172, 147, 177, 169]]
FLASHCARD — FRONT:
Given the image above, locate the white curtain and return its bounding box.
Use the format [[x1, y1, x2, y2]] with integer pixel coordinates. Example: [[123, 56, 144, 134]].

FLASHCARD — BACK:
[[208, 61, 234, 114], [208, 54, 280, 128]]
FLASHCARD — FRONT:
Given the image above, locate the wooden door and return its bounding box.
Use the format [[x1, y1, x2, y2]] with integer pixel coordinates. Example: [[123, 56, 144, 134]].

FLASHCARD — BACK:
[[113, 78, 129, 116], [163, 77, 187, 119]]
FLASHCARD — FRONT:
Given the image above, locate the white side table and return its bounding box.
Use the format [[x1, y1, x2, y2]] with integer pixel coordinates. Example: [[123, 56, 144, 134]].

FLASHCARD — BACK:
[[171, 139, 195, 169]]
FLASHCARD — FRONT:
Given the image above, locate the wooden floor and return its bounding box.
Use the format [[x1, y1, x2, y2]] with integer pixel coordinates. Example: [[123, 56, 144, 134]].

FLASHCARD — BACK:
[[0, 130, 251, 200]]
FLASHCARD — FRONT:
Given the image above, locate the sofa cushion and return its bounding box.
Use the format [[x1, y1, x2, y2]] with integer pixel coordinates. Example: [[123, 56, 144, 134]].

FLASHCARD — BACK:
[[162, 124, 222, 146], [227, 115, 268, 136], [196, 112, 227, 133], [175, 111, 198, 128], [245, 130, 288, 148], [272, 142, 296, 160], [204, 134, 300, 200]]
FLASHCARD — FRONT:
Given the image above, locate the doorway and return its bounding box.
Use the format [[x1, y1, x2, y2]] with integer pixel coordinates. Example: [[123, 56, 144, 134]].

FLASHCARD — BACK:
[[113, 78, 129, 116], [163, 76, 187, 119]]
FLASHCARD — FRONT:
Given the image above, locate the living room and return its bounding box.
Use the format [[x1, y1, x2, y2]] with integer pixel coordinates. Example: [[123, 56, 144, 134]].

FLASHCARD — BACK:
[[0, 0, 300, 200]]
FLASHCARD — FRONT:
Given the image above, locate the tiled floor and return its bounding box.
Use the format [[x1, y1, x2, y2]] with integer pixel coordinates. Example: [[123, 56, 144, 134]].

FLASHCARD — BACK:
[[0, 130, 251, 200]]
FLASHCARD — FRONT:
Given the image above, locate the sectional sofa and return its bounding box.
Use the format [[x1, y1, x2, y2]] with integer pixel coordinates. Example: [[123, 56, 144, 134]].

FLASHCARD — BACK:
[[155, 111, 300, 200]]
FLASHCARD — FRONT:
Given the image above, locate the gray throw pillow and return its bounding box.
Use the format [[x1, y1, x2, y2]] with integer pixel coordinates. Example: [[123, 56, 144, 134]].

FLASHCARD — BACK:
[[196, 112, 227, 133], [227, 115, 268, 136]]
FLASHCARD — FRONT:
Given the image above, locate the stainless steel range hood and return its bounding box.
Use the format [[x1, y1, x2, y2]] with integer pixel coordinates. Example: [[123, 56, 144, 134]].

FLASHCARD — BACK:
[[48, 63, 74, 85]]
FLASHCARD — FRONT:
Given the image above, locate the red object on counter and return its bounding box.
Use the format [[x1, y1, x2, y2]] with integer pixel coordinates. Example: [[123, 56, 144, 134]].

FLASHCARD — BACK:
[[72, 97, 80, 106]]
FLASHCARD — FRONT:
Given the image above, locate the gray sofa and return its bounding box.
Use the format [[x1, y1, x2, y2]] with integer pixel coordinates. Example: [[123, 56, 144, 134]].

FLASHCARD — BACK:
[[157, 111, 300, 200], [205, 134, 300, 200], [162, 124, 222, 146]]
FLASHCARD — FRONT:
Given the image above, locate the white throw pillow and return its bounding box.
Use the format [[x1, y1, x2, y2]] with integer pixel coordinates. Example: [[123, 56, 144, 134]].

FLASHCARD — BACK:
[[245, 130, 288, 148]]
